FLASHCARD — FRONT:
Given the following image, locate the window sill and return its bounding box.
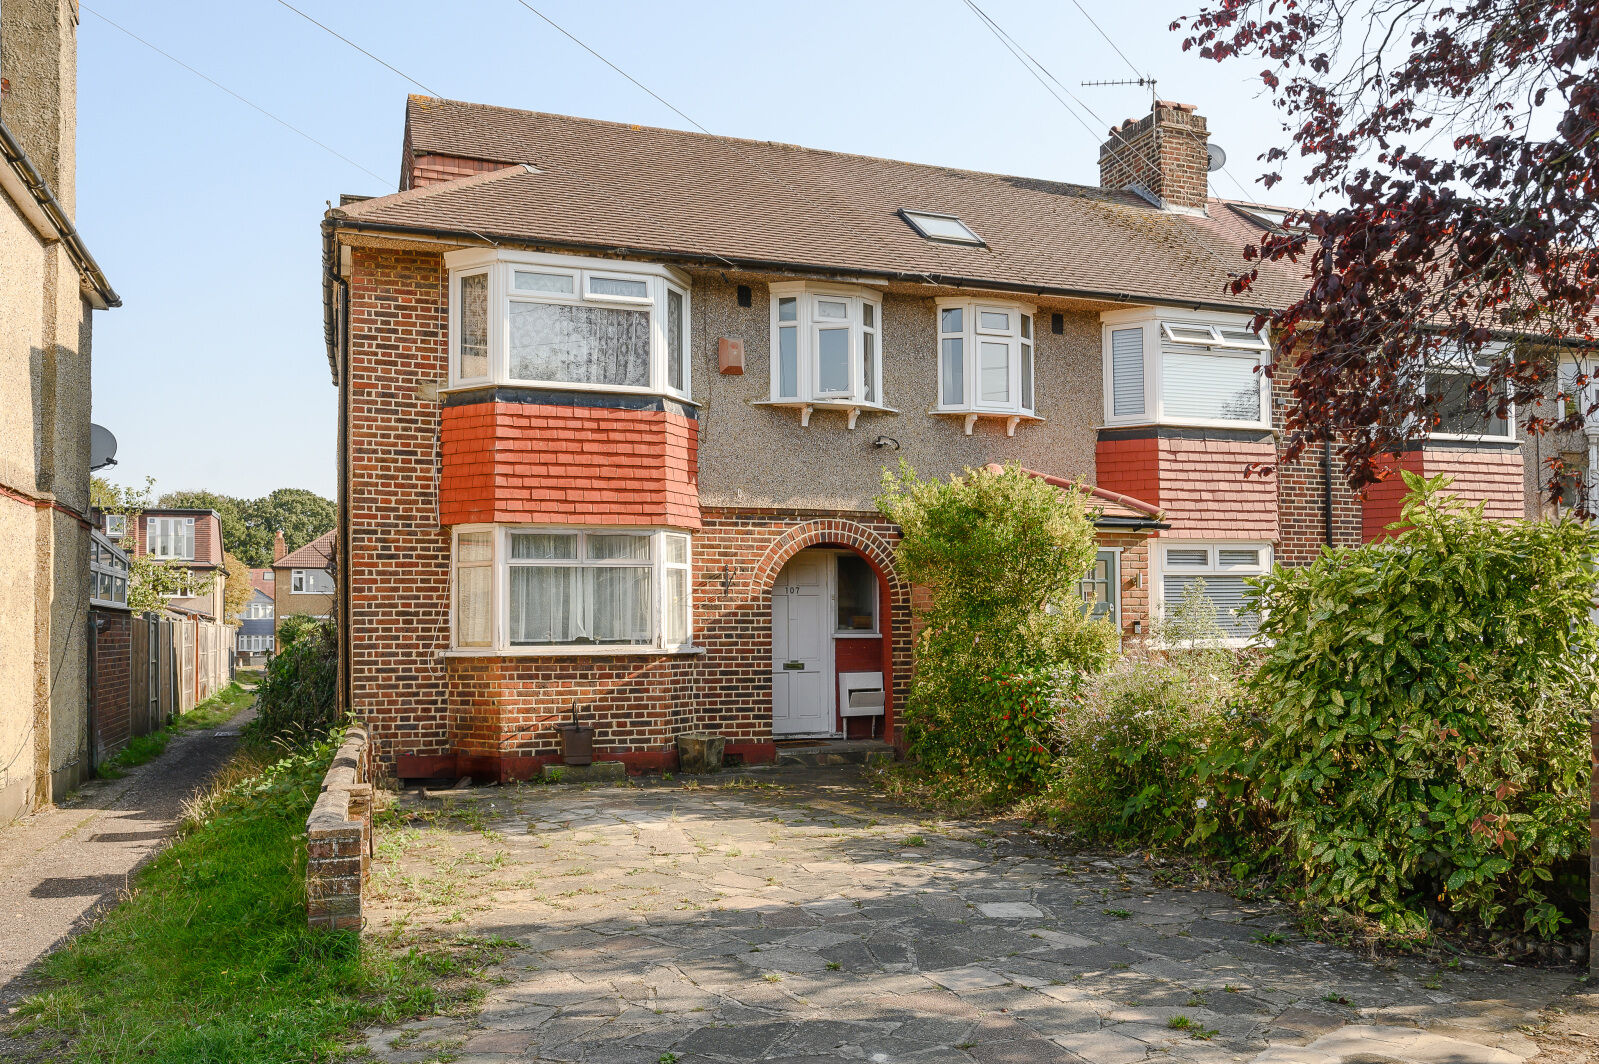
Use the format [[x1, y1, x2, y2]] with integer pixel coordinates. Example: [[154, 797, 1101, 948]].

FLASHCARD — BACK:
[[1101, 418, 1274, 433], [833, 630, 881, 639], [754, 398, 898, 429], [443, 645, 706, 659], [930, 409, 1043, 437]]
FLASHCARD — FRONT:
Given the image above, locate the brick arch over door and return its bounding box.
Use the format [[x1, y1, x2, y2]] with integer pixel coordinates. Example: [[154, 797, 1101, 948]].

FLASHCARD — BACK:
[[752, 520, 906, 598], [752, 518, 912, 744]]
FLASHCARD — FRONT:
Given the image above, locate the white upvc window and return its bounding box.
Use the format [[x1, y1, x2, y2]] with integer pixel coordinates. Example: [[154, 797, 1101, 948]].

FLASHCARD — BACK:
[[146, 516, 195, 560], [934, 298, 1037, 426], [1411, 347, 1515, 442], [88, 534, 129, 608], [291, 569, 334, 594], [1558, 356, 1599, 432], [451, 526, 694, 654], [767, 281, 886, 412], [445, 248, 692, 401], [1154, 541, 1271, 641], [1101, 309, 1272, 429], [103, 513, 127, 540]]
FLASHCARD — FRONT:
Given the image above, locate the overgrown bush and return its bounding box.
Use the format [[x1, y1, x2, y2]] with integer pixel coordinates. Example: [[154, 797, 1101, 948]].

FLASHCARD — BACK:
[[251, 618, 339, 741], [878, 462, 1117, 801], [1248, 473, 1599, 938], [1054, 583, 1264, 854], [275, 613, 323, 649]]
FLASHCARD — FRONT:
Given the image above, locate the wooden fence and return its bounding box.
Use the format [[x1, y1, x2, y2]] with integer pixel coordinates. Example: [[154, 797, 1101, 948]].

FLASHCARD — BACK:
[[114, 613, 235, 750]]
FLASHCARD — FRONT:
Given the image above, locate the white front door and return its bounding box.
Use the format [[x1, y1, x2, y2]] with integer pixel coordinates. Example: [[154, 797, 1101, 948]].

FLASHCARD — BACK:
[[772, 553, 832, 737]]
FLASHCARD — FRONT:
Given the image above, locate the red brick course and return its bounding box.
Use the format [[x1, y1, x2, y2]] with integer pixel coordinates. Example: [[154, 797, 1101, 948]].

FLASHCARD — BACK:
[[440, 401, 699, 528]]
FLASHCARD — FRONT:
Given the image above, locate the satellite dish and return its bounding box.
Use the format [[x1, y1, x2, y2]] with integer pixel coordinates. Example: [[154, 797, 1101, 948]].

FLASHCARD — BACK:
[[1207, 142, 1228, 173], [89, 423, 118, 471]]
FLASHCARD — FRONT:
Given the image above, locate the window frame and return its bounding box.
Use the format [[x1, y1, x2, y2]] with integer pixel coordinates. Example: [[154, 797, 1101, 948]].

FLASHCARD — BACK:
[[833, 553, 880, 637], [449, 524, 697, 655], [146, 516, 196, 561], [88, 532, 129, 609], [765, 281, 887, 410], [934, 297, 1037, 418], [1152, 540, 1272, 645], [103, 513, 127, 540], [1417, 350, 1516, 442], [1101, 309, 1273, 430], [444, 248, 693, 402], [290, 569, 333, 595], [898, 209, 985, 246]]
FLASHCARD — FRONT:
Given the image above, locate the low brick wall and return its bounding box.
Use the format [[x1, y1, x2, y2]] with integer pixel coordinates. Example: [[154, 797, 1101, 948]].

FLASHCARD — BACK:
[[306, 723, 373, 931]]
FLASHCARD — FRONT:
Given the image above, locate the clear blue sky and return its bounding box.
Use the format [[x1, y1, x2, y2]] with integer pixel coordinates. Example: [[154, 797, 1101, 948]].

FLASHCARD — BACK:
[[80, 0, 1310, 501]]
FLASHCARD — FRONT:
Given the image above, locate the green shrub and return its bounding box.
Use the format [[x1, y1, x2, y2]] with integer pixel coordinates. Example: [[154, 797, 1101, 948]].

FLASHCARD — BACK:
[[878, 462, 1117, 801], [251, 618, 339, 742], [1054, 585, 1266, 853], [274, 613, 323, 649], [1248, 473, 1599, 938]]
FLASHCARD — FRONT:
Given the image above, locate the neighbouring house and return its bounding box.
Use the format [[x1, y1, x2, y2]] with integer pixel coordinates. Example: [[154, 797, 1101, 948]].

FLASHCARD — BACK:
[[271, 529, 335, 649], [0, 0, 121, 821], [124, 507, 228, 620], [87, 528, 132, 763], [320, 95, 1531, 781], [235, 567, 275, 663]]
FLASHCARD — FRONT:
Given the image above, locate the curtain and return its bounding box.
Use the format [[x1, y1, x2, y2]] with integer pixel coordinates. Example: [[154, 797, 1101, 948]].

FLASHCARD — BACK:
[[509, 302, 650, 387]]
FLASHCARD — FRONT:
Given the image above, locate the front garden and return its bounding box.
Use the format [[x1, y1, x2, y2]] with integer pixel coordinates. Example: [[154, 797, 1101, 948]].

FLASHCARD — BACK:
[[878, 464, 1598, 961]]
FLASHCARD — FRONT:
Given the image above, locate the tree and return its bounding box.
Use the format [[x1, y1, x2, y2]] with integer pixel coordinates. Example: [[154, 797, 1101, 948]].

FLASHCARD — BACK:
[[877, 463, 1117, 800], [222, 552, 252, 624], [1176, 1, 1599, 508]]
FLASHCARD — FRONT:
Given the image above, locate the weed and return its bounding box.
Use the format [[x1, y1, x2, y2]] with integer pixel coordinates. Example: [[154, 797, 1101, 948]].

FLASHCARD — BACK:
[[1102, 908, 1132, 919], [825, 962, 842, 971], [1252, 930, 1288, 945], [902, 835, 927, 847]]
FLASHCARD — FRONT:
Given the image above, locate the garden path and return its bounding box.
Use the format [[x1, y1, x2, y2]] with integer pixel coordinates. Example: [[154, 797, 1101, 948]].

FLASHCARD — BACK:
[[362, 769, 1576, 1064]]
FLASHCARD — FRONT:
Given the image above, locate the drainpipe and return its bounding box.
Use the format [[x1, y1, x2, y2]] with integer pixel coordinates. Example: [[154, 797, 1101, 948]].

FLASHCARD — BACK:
[[1323, 437, 1334, 547]]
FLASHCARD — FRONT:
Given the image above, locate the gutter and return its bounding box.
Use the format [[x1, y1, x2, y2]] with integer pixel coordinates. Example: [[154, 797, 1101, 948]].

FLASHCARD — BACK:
[[0, 116, 119, 309]]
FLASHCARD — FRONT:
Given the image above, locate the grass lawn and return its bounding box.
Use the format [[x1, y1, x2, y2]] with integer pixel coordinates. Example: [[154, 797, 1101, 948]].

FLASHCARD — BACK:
[[94, 683, 257, 779], [8, 735, 507, 1063]]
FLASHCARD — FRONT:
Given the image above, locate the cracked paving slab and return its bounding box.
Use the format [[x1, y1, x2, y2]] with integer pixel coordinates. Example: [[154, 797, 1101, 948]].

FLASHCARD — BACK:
[[360, 769, 1577, 1063]]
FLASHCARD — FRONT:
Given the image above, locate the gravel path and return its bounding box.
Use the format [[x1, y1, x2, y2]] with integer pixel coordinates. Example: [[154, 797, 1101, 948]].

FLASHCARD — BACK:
[[0, 701, 255, 1006], [360, 769, 1581, 1064]]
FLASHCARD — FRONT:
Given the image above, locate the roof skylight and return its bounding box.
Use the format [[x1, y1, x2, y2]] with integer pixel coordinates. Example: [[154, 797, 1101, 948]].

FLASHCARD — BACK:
[[899, 209, 984, 246]]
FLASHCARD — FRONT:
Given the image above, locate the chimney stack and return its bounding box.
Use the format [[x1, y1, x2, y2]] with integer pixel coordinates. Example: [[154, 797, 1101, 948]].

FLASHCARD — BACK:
[[1098, 100, 1211, 212], [273, 530, 287, 562]]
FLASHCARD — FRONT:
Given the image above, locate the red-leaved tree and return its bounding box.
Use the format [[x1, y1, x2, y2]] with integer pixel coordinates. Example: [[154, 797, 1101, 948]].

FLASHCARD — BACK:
[[1176, 1, 1599, 509]]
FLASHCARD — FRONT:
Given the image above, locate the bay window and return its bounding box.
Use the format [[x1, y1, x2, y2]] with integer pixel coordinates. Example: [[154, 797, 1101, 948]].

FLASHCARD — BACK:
[[934, 298, 1038, 434], [1101, 310, 1271, 429], [452, 526, 694, 653], [763, 281, 887, 425], [1156, 541, 1270, 641], [446, 249, 691, 400]]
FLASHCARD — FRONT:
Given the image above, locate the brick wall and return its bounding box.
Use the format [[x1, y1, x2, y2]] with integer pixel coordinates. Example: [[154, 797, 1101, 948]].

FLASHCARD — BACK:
[[346, 244, 453, 766], [91, 607, 131, 762], [305, 724, 373, 931], [440, 398, 699, 528]]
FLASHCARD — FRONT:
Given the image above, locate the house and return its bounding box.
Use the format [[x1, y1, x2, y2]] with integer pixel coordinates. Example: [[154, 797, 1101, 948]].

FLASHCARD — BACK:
[[320, 95, 1527, 780], [0, 0, 121, 821], [123, 507, 228, 620], [235, 568, 275, 662], [271, 529, 335, 648]]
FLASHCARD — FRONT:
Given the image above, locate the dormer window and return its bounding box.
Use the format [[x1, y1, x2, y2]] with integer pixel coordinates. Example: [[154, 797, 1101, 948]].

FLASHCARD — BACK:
[[932, 298, 1040, 435], [446, 249, 691, 401], [761, 282, 889, 428], [1102, 309, 1272, 430], [899, 209, 984, 246]]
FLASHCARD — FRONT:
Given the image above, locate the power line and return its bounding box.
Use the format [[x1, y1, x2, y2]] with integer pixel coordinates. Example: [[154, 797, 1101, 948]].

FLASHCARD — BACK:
[[510, 0, 712, 136], [958, 0, 1250, 285], [1067, 0, 1144, 82], [81, 4, 387, 185], [273, 0, 441, 98]]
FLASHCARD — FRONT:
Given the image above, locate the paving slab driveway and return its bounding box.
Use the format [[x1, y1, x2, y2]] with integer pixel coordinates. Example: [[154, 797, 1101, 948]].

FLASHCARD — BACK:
[[363, 770, 1576, 1064]]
